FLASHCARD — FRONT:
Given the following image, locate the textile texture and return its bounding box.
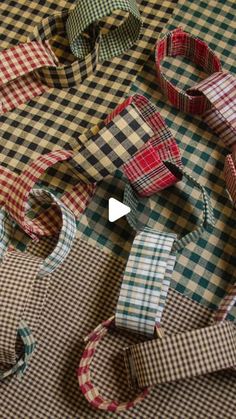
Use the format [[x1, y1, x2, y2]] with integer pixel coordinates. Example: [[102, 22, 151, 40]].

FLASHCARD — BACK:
[[0, 0, 236, 418]]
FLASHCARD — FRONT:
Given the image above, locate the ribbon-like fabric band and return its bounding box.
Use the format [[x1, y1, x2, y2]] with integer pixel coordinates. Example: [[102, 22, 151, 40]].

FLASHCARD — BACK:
[[115, 165, 215, 336], [124, 322, 236, 388], [0, 188, 76, 380], [1, 0, 142, 113], [66, 0, 142, 61], [155, 28, 236, 205], [0, 40, 58, 114]]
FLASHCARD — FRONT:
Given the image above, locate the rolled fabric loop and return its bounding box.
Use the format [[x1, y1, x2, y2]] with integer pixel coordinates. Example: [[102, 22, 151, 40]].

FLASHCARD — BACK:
[[66, 0, 142, 61], [155, 27, 222, 114], [28, 11, 99, 88], [77, 316, 150, 412]]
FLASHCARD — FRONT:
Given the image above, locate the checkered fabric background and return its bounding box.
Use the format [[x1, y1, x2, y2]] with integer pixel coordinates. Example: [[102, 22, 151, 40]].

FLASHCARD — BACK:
[[1, 0, 236, 417]]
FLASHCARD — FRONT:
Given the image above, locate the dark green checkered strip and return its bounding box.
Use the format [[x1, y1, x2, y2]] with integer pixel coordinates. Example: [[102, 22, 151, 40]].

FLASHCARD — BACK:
[[130, 0, 236, 313], [66, 0, 142, 61]]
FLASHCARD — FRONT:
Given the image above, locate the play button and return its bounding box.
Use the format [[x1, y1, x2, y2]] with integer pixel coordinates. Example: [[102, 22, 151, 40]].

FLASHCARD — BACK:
[[108, 198, 131, 222]]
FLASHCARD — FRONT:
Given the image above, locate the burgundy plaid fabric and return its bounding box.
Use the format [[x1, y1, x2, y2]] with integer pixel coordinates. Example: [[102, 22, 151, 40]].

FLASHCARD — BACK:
[[155, 28, 236, 205], [0, 41, 58, 114]]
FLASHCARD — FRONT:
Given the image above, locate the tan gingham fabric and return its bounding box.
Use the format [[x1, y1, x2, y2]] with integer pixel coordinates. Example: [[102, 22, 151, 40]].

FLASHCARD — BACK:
[[1, 238, 236, 418], [124, 322, 236, 388]]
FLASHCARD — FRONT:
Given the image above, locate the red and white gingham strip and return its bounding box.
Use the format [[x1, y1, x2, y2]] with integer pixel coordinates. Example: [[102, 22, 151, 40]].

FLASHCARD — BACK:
[[0, 41, 58, 114], [77, 316, 149, 412], [105, 94, 183, 196]]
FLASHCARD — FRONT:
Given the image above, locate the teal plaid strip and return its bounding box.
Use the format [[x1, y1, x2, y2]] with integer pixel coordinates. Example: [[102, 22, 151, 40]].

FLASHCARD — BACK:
[[0, 320, 35, 381], [116, 227, 176, 335], [66, 0, 142, 61], [31, 189, 77, 277], [0, 209, 13, 259]]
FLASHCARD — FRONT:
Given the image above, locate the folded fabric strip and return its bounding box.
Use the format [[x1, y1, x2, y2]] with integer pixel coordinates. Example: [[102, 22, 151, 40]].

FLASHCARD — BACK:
[[0, 41, 58, 114], [124, 322, 236, 388], [155, 28, 236, 205], [1, 0, 142, 113], [124, 276, 236, 389], [66, 0, 142, 61], [78, 164, 215, 411], [0, 188, 76, 380], [0, 95, 182, 239]]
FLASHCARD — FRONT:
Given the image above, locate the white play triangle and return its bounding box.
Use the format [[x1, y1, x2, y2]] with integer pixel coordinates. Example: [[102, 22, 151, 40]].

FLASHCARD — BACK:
[[108, 198, 131, 222]]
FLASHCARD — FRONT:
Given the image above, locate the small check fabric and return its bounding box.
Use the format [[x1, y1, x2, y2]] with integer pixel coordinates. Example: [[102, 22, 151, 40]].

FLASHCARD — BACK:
[[66, 0, 142, 61], [124, 322, 236, 388], [0, 40, 57, 114], [116, 227, 177, 335]]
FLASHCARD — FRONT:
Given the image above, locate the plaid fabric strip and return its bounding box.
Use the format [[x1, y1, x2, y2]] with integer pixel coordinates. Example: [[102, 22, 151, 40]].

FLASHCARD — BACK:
[[70, 105, 154, 182], [66, 0, 142, 61], [0, 319, 35, 381], [78, 316, 149, 412], [224, 152, 236, 207], [155, 28, 222, 114], [28, 11, 99, 89], [115, 227, 177, 335], [124, 322, 236, 388], [0, 40, 58, 114], [188, 72, 236, 149]]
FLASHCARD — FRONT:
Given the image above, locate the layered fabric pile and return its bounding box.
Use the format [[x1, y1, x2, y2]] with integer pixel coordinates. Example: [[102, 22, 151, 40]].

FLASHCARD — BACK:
[[0, 0, 236, 418]]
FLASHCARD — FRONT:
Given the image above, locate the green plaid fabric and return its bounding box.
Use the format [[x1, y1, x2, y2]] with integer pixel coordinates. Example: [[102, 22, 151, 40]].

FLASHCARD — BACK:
[[66, 0, 142, 61], [116, 227, 177, 335]]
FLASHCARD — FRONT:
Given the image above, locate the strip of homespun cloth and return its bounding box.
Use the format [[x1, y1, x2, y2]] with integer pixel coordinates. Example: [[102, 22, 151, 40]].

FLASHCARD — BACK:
[[78, 163, 215, 412], [0, 188, 77, 381], [0, 94, 182, 243], [0, 0, 142, 113], [124, 276, 236, 391], [155, 28, 236, 206]]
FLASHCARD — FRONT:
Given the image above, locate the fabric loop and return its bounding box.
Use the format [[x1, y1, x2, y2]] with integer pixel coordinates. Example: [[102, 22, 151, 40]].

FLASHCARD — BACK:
[[66, 0, 142, 61], [123, 322, 236, 389], [77, 316, 149, 412], [28, 11, 99, 89]]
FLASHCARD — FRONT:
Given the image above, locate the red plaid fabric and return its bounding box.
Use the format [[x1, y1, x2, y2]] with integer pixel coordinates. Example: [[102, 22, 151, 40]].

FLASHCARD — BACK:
[[155, 28, 236, 205], [224, 152, 236, 206], [78, 316, 149, 412], [105, 94, 182, 196], [0, 41, 58, 114]]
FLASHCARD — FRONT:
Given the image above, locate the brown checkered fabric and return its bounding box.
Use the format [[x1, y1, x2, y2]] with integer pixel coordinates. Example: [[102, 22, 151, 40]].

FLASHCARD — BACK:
[[1, 238, 236, 418], [124, 322, 236, 388], [0, 251, 41, 365]]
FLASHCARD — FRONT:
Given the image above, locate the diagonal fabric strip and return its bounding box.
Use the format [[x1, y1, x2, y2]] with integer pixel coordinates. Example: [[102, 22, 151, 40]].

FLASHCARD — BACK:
[[66, 0, 142, 61]]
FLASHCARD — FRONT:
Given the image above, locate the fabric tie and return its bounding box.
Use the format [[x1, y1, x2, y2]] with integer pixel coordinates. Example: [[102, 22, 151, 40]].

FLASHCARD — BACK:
[[1, 0, 142, 113], [155, 28, 236, 206]]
